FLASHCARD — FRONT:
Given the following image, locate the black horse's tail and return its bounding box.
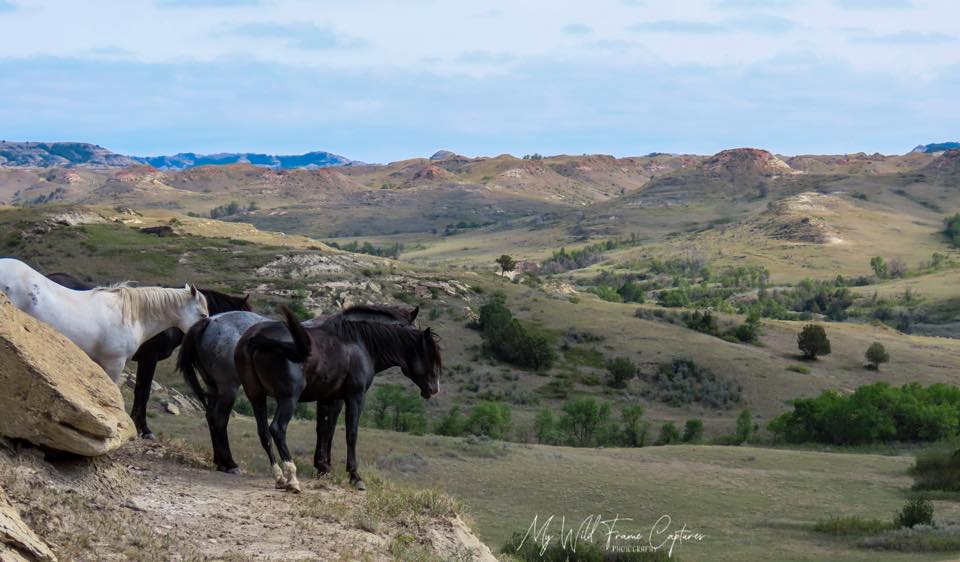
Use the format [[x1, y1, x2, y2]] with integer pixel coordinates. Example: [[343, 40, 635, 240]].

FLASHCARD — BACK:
[[243, 306, 311, 363], [176, 317, 212, 408], [274, 305, 311, 363]]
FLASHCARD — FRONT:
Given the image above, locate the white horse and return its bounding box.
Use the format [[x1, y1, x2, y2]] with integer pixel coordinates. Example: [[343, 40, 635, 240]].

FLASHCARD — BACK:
[[0, 258, 209, 382]]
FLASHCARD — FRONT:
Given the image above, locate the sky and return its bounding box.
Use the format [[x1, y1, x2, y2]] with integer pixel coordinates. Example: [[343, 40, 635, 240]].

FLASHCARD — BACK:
[[0, 0, 958, 162]]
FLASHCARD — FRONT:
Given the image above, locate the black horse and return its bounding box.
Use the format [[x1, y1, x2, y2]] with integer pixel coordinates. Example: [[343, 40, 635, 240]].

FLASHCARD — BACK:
[[234, 306, 441, 492], [46, 272, 251, 439], [176, 304, 418, 474]]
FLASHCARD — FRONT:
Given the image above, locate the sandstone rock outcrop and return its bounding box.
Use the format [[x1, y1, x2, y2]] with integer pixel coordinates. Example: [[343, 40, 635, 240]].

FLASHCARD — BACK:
[[0, 293, 135, 456], [0, 487, 56, 562]]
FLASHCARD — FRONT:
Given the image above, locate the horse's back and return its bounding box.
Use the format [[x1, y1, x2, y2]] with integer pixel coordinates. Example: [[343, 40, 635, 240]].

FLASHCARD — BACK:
[[202, 311, 271, 374]]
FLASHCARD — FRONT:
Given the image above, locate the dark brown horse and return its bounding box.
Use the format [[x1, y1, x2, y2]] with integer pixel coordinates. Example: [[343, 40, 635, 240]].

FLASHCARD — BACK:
[[176, 304, 418, 473], [235, 306, 441, 492], [46, 272, 251, 439]]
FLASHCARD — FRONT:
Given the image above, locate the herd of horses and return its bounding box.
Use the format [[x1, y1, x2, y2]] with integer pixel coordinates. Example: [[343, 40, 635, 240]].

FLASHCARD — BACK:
[[0, 258, 442, 493]]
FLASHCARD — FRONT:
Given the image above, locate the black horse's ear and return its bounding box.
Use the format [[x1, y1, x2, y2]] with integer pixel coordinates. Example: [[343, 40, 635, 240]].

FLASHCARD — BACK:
[[423, 327, 432, 339], [410, 306, 420, 322], [243, 294, 251, 303], [187, 283, 197, 297]]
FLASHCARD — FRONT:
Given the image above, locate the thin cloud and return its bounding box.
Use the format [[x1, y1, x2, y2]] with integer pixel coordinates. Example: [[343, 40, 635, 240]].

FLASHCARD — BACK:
[[156, 0, 260, 6], [455, 51, 516, 64], [0, 0, 17, 12], [713, 0, 796, 8], [229, 22, 366, 50], [727, 14, 797, 33], [836, 0, 913, 9], [627, 20, 725, 34], [562, 23, 592, 35], [851, 31, 956, 44]]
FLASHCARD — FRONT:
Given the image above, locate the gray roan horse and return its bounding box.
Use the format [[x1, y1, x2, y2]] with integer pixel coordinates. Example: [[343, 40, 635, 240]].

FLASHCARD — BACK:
[[44, 271, 251, 439], [233, 306, 441, 492], [175, 304, 419, 479]]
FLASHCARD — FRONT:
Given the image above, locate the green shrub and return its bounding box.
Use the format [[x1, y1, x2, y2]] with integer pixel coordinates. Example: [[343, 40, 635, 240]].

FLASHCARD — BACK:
[[588, 285, 623, 303], [798, 324, 831, 360], [465, 401, 512, 439], [644, 358, 742, 409], [621, 405, 650, 447], [605, 356, 638, 389], [559, 398, 611, 447], [433, 406, 466, 437], [866, 342, 890, 370], [734, 409, 753, 444], [367, 384, 427, 434], [656, 422, 681, 445], [895, 496, 934, 528], [617, 280, 645, 303], [657, 288, 690, 308], [786, 364, 810, 374], [476, 293, 557, 370], [682, 419, 704, 443]]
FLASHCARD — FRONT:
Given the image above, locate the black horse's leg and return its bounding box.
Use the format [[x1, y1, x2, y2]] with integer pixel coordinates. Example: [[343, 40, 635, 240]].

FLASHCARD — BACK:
[[130, 353, 158, 440], [314, 399, 343, 476], [270, 396, 300, 493], [251, 395, 284, 489], [344, 393, 367, 491], [210, 386, 240, 474]]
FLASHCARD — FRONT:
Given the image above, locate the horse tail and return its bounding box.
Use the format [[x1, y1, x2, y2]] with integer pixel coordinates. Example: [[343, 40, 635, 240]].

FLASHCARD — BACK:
[[280, 305, 311, 363], [176, 317, 212, 408]]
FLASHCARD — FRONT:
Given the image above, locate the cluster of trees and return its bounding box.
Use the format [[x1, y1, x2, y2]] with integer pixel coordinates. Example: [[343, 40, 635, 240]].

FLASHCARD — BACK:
[[739, 278, 856, 321], [768, 382, 960, 445], [209, 200, 258, 219], [475, 292, 557, 370], [328, 240, 403, 259], [683, 309, 761, 344], [433, 401, 513, 439], [587, 280, 645, 303], [540, 236, 641, 274]]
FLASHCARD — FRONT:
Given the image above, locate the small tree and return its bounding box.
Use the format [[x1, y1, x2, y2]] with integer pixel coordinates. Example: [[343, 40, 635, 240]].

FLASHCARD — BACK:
[[496, 254, 516, 276], [798, 324, 831, 360], [466, 401, 512, 439], [605, 356, 637, 389], [682, 419, 704, 443], [734, 409, 753, 444], [865, 342, 890, 370], [656, 422, 680, 445], [870, 256, 888, 278], [559, 398, 611, 446], [621, 405, 649, 447]]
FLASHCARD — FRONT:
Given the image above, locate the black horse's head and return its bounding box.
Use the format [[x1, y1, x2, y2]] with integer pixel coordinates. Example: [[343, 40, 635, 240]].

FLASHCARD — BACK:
[[403, 327, 441, 399], [200, 289, 252, 315]]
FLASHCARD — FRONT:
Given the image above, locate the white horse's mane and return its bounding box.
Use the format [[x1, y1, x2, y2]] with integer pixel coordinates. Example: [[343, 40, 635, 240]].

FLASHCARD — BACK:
[[92, 285, 201, 324]]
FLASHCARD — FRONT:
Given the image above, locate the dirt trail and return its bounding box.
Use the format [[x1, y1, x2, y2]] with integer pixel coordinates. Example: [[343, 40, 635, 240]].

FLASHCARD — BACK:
[[1, 440, 494, 562]]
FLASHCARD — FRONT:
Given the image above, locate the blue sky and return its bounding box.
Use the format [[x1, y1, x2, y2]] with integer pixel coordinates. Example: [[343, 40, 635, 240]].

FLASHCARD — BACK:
[[0, 0, 957, 162]]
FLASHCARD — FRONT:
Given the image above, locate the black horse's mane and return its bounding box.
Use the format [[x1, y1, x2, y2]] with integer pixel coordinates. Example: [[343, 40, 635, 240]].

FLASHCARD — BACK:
[[338, 303, 415, 323], [320, 315, 441, 373], [200, 288, 251, 315]]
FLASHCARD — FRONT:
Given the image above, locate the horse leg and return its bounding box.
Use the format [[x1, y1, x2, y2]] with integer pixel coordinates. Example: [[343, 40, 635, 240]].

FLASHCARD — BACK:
[[250, 395, 284, 489], [270, 396, 300, 493], [130, 353, 158, 440], [209, 387, 240, 473], [100, 357, 126, 385], [314, 399, 343, 476], [344, 394, 367, 491]]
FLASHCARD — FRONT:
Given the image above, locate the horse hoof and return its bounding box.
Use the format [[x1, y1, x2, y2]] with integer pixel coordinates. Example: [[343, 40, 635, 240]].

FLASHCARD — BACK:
[[286, 482, 302, 493], [225, 467, 241, 475], [352, 480, 366, 491], [140, 432, 157, 441]]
